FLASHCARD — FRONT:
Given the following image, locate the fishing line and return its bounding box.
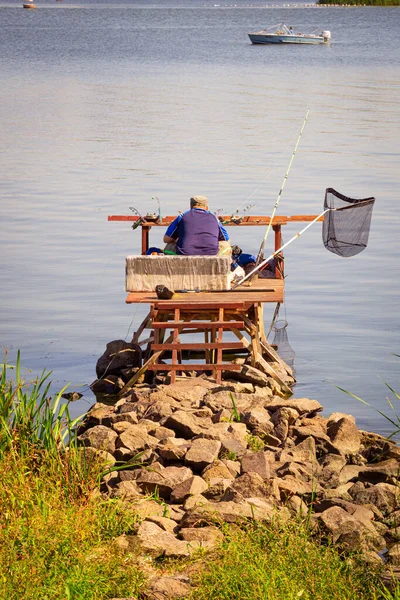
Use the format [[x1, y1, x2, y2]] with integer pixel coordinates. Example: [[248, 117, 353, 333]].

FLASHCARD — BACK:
[[256, 109, 310, 266]]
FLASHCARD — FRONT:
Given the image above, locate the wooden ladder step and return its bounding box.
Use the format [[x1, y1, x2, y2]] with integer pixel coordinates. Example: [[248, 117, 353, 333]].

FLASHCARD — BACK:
[[152, 321, 244, 329], [147, 364, 242, 371], [151, 342, 245, 351]]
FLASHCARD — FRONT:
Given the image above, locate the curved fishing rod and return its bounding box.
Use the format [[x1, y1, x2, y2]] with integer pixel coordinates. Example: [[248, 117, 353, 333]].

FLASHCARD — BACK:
[[232, 208, 329, 289], [256, 109, 310, 266]]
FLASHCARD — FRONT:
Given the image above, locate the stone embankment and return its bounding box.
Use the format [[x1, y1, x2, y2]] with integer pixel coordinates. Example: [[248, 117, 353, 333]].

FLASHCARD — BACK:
[[80, 346, 400, 597]]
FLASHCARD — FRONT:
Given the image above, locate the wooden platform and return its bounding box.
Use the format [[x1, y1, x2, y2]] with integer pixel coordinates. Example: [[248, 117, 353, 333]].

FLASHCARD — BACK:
[[126, 277, 284, 305]]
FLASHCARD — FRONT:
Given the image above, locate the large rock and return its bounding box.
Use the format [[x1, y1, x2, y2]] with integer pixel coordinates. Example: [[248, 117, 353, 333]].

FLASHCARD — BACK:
[[184, 438, 221, 471], [78, 425, 118, 454], [241, 407, 274, 434], [136, 521, 193, 557], [158, 382, 209, 405], [136, 466, 193, 500], [292, 426, 342, 456], [327, 416, 361, 454], [170, 476, 209, 504], [201, 460, 236, 484], [349, 482, 400, 515], [180, 499, 278, 527], [318, 506, 386, 552], [265, 398, 323, 416], [148, 575, 191, 599], [179, 526, 224, 550], [115, 424, 158, 457], [222, 472, 269, 501], [241, 451, 271, 480], [203, 391, 265, 414], [164, 411, 208, 439], [96, 340, 142, 378], [159, 438, 191, 462]]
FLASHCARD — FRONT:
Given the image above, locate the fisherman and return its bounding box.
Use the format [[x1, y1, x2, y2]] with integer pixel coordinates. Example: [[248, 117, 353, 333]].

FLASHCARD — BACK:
[[163, 196, 230, 256]]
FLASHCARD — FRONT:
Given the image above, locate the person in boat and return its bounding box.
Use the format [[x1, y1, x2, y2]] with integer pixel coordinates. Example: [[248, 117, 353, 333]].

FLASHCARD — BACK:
[[163, 196, 230, 256]]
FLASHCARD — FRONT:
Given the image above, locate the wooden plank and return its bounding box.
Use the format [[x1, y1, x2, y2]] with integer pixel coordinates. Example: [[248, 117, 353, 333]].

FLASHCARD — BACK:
[[109, 214, 324, 225], [117, 331, 174, 396], [153, 302, 246, 310], [152, 321, 244, 329], [229, 327, 293, 394], [148, 364, 242, 371], [151, 342, 245, 350], [235, 314, 293, 378], [125, 279, 284, 305]]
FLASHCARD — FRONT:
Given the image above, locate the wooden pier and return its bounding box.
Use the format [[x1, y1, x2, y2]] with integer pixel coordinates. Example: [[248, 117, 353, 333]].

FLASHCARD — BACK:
[[109, 213, 321, 391]]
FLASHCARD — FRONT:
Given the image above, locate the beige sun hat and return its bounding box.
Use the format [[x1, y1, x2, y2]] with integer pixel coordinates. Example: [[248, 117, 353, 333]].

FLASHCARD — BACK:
[[190, 195, 208, 208]]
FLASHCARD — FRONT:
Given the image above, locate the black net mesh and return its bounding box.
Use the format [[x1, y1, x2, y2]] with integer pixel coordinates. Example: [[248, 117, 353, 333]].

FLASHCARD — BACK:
[[323, 188, 375, 257]]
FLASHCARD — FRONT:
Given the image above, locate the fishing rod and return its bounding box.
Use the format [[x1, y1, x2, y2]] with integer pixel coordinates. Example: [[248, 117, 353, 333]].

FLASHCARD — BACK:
[[232, 208, 329, 289], [255, 109, 310, 266]]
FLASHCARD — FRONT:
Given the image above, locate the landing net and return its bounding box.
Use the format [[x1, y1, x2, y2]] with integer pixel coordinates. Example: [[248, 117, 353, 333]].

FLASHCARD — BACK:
[[323, 188, 375, 257]]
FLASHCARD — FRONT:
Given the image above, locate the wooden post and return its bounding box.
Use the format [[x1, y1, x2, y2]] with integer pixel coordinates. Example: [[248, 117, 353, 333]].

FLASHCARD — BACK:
[[273, 224, 283, 278], [141, 225, 150, 255]]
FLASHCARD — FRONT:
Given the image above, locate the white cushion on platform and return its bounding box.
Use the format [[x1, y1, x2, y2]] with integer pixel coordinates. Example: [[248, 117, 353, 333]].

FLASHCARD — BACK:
[[125, 255, 232, 292]]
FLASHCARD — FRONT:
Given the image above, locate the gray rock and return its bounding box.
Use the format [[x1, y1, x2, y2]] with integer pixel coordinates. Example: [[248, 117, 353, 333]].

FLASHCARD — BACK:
[[265, 398, 323, 416], [164, 411, 207, 439], [349, 482, 399, 515], [184, 438, 222, 471], [318, 506, 386, 552], [159, 439, 191, 461], [180, 499, 277, 527], [220, 438, 247, 459], [242, 407, 274, 433], [179, 526, 224, 549], [116, 425, 158, 457], [136, 521, 192, 557], [327, 416, 361, 454], [148, 575, 191, 599], [202, 460, 235, 483], [145, 516, 178, 533], [78, 425, 118, 454], [170, 476, 209, 504], [222, 472, 268, 501], [241, 451, 271, 480], [357, 459, 400, 484], [136, 466, 193, 499], [96, 340, 142, 378]]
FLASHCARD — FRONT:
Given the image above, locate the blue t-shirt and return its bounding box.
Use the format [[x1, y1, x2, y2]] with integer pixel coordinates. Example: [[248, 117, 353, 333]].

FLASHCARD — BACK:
[[165, 209, 229, 256]]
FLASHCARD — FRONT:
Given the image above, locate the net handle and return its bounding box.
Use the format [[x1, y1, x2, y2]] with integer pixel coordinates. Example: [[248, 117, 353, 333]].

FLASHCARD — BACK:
[[232, 208, 331, 289]]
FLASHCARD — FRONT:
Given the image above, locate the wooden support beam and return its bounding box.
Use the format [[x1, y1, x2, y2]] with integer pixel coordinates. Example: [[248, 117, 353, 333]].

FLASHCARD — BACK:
[[229, 327, 292, 395], [152, 321, 244, 329], [148, 364, 242, 371], [151, 342, 245, 351]]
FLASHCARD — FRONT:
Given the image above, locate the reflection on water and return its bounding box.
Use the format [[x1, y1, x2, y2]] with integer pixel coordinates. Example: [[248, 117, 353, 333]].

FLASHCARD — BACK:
[[0, 1, 399, 434]]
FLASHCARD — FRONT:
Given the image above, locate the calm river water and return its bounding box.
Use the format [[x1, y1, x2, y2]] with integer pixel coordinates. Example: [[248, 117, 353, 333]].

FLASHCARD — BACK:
[[0, 0, 399, 434]]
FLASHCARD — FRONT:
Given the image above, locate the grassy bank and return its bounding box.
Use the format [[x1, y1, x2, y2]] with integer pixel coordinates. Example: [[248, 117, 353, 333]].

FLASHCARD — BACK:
[[0, 354, 146, 600], [189, 520, 395, 600], [1, 355, 399, 599]]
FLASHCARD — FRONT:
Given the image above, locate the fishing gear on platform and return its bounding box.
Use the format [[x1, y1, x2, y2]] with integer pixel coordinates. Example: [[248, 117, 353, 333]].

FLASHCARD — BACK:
[[129, 196, 162, 229]]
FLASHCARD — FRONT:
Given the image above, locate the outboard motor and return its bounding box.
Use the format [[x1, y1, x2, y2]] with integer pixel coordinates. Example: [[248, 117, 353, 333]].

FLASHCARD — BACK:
[[322, 30, 331, 42]]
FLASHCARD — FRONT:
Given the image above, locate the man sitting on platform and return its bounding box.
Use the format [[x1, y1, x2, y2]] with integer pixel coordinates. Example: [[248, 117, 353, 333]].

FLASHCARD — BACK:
[[163, 196, 230, 256]]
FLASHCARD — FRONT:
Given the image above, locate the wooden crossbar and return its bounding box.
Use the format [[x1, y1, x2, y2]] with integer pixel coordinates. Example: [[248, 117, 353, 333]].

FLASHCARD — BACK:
[[147, 364, 242, 371], [152, 321, 244, 329], [151, 342, 245, 351]]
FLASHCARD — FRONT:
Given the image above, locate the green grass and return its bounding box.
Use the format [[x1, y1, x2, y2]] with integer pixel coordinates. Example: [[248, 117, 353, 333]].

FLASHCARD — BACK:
[[0, 353, 146, 600], [189, 520, 396, 600]]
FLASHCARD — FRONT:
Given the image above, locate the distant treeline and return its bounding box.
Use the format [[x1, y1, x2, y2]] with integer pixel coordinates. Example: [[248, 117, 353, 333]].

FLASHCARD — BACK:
[[319, 0, 400, 4]]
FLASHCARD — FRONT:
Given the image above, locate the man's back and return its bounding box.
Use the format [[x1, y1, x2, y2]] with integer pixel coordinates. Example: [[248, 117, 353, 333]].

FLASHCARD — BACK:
[[176, 208, 221, 255]]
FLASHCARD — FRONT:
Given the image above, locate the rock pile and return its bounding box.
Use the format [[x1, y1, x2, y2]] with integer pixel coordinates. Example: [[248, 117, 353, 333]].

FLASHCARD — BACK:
[[78, 368, 400, 580]]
